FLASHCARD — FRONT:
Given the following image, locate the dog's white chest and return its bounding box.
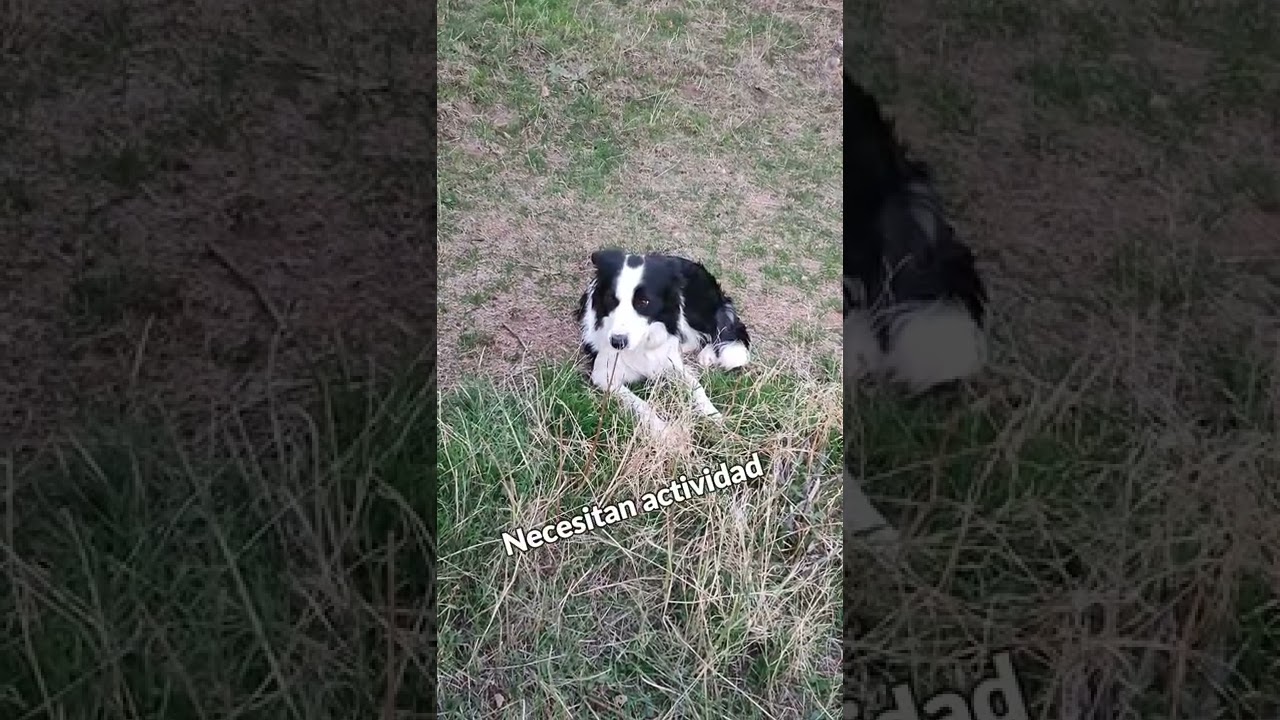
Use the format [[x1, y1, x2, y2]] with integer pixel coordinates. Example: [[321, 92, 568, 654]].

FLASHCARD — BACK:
[[589, 341, 681, 390]]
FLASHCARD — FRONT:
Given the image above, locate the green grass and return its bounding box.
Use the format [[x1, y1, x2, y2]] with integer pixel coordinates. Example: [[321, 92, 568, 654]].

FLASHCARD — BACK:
[[915, 73, 979, 136], [941, 0, 1044, 42], [439, 364, 841, 717]]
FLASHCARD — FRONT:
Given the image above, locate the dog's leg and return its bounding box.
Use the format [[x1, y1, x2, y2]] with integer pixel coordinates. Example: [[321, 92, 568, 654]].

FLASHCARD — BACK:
[[592, 353, 670, 435], [611, 386, 669, 434], [676, 363, 722, 420], [698, 341, 749, 370], [845, 467, 901, 559]]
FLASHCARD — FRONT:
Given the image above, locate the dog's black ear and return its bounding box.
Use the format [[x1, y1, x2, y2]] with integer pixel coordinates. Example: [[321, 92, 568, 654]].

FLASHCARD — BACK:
[[590, 248, 625, 274]]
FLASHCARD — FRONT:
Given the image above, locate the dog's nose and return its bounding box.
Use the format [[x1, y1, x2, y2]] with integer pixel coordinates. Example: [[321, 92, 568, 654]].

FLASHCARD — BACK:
[[609, 334, 628, 350]]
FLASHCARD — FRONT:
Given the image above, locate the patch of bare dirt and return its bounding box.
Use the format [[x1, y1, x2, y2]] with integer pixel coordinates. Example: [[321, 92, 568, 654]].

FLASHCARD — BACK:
[[0, 0, 436, 452], [436, 1, 844, 389]]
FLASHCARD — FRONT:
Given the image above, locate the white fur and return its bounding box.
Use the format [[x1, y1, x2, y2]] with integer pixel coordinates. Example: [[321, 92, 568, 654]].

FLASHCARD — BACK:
[[688, 302, 748, 370], [845, 467, 901, 557], [843, 309, 883, 383], [880, 301, 986, 392], [717, 341, 750, 370], [587, 342, 722, 435]]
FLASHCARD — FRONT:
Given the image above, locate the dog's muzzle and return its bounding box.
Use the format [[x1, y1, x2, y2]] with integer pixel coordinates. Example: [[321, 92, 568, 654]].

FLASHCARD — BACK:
[[609, 334, 628, 350]]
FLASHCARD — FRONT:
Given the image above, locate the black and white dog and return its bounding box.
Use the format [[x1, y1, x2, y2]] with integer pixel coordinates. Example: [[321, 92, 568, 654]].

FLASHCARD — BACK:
[[577, 248, 751, 434], [844, 72, 989, 393]]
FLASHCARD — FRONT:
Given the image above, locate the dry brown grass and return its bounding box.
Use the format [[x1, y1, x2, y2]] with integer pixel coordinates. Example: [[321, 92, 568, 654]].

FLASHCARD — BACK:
[[440, 363, 842, 717]]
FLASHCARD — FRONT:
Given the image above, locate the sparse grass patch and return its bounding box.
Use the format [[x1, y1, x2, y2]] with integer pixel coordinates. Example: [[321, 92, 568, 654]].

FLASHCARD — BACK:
[[1196, 332, 1277, 432], [66, 267, 183, 331], [0, 175, 35, 216], [1149, 0, 1280, 61], [1103, 231, 1211, 311], [723, 7, 806, 60], [1204, 48, 1274, 107], [1214, 157, 1280, 213], [458, 328, 496, 352], [1055, 3, 1128, 54], [439, 361, 841, 717], [1019, 108, 1077, 159], [438, 0, 842, 382], [79, 139, 158, 190], [1016, 54, 1173, 131], [914, 72, 978, 136]]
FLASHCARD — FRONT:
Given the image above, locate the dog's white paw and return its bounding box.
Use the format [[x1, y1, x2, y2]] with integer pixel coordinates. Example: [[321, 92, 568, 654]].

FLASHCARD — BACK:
[[697, 345, 719, 367], [716, 341, 750, 370], [645, 415, 670, 436]]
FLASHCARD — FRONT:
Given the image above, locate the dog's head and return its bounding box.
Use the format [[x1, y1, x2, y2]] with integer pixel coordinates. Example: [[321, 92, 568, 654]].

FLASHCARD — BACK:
[[588, 248, 682, 352]]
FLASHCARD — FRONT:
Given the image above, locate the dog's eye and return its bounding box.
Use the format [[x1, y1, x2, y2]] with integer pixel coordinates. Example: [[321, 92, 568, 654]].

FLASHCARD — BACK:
[[635, 297, 650, 308]]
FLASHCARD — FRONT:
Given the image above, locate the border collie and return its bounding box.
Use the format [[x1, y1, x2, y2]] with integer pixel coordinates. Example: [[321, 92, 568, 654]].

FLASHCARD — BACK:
[[844, 72, 989, 393], [577, 248, 751, 435]]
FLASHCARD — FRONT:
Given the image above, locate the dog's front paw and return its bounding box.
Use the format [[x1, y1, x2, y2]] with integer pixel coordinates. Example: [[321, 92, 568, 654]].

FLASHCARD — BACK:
[[646, 416, 670, 436], [695, 400, 724, 422]]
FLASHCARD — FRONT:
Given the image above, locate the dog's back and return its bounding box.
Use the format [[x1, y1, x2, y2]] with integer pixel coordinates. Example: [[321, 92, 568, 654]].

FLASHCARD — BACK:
[[844, 72, 989, 391], [667, 256, 751, 367], [844, 77, 909, 225]]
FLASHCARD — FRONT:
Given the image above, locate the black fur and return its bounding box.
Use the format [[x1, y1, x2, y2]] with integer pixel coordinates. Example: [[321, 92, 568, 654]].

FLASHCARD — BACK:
[[844, 73, 987, 330], [670, 255, 751, 353]]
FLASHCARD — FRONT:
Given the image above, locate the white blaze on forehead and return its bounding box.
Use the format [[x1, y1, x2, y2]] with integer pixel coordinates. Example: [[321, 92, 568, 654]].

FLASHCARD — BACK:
[[614, 256, 645, 304]]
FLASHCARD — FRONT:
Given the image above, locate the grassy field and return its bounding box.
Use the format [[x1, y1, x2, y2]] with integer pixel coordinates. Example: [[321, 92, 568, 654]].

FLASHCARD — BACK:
[[2, 1, 436, 717], [437, 0, 844, 717], [846, 0, 1280, 718]]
